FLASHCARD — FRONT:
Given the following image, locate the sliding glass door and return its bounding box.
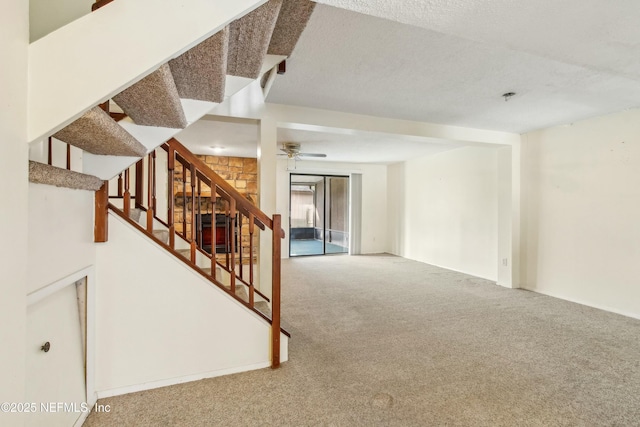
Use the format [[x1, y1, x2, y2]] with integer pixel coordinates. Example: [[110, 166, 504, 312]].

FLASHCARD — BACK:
[[289, 174, 349, 257]]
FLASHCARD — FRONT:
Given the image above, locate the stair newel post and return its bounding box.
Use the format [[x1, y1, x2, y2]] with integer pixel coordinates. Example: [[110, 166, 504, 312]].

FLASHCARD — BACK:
[[229, 198, 237, 293], [189, 164, 197, 263], [167, 147, 175, 249], [146, 153, 154, 232], [135, 159, 144, 209], [271, 214, 282, 369], [123, 168, 131, 218], [95, 181, 109, 243]]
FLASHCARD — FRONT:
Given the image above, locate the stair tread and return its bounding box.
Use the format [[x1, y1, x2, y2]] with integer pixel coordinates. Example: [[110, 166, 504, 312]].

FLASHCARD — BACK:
[[113, 63, 187, 129], [53, 106, 146, 157], [268, 0, 316, 56], [169, 28, 228, 103], [227, 0, 283, 79], [28, 161, 104, 191]]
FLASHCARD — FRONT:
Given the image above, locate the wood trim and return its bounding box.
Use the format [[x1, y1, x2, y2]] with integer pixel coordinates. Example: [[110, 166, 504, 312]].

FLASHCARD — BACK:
[[271, 214, 282, 368], [135, 159, 144, 207], [95, 182, 109, 242], [92, 0, 114, 12]]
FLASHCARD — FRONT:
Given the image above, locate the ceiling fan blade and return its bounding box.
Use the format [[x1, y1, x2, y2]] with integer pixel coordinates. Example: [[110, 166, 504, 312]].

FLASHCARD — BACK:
[[298, 153, 327, 158]]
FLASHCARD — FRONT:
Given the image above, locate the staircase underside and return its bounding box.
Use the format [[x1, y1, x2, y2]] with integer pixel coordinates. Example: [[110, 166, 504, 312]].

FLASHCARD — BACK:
[[227, 0, 283, 79], [169, 28, 230, 103], [113, 64, 188, 129], [268, 0, 316, 56], [29, 161, 104, 191], [53, 106, 147, 157]]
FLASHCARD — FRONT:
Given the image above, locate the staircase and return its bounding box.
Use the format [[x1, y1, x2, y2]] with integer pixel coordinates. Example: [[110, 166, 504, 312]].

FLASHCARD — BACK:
[[28, 0, 316, 369]]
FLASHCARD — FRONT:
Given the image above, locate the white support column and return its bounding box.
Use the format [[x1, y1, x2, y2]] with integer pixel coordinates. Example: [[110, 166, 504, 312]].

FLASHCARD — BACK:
[[257, 114, 278, 295]]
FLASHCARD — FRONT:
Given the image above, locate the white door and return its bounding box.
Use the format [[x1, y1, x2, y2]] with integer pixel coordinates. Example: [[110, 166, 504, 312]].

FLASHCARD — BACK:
[[26, 282, 87, 427]]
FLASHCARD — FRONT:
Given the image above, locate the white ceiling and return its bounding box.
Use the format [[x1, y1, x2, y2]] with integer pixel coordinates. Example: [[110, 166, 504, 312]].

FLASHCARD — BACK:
[[175, 116, 259, 158], [266, 1, 640, 133], [277, 127, 459, 164], [177, 115, 460, 164], [182, 0, 640, 163]]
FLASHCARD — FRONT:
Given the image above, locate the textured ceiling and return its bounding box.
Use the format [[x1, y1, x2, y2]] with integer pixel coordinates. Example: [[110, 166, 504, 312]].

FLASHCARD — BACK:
[[177, 116, 461, 163], [277, 127, 459, 164], [266, 2, 640, 133], [175, 117, 259, 158]]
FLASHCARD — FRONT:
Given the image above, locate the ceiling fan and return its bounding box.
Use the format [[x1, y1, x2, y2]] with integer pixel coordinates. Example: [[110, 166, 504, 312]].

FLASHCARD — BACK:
[[278, 142, 327, 160]]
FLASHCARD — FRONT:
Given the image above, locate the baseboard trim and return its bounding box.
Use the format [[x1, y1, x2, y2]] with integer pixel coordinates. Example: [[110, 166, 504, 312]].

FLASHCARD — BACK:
[[73, 394, 97, 427], [96, 361, 272, 399], [405, 257, 498, 283], [523, 287, 640, 320]]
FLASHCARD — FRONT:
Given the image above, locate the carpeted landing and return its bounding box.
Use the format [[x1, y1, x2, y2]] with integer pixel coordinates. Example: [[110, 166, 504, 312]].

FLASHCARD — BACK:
[[84, 254, 640, 426]]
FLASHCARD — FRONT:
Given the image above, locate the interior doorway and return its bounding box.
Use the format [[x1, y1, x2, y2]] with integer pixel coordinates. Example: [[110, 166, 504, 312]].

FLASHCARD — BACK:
[[289, 174, 350, 256]]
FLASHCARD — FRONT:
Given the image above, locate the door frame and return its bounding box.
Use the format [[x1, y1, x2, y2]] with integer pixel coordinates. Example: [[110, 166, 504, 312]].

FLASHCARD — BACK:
[[288, 173, 350, 257]]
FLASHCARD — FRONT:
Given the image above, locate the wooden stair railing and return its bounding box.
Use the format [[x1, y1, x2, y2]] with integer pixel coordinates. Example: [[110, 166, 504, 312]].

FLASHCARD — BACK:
[[103, 137, 286, 368]]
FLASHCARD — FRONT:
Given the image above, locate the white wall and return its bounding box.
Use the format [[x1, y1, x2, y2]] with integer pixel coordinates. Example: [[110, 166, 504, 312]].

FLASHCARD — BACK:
[[30, 0, 93, 42], [276, 160, 388, 257], [388, 147, 499, 281], [28, 184, 96, 294], [0, 0, 28, 415], [95, 214, 287, 395], [522, 109, 640, 318]]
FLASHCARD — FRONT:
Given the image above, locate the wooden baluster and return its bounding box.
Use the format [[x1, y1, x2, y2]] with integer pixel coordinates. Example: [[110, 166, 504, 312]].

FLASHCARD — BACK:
[[229, 198, 236, 293], [238, 213, 243, 280], [47, 137, 53, 165], [117, 173, 123, 197], [123, 168, 131, 217], [210, 188, 217, 281], [197, 178, 202, 249], [225, 199, 230, 269], [95, 181, 109, 243], [190, 165, 197, 263], [66, 144, 71, 170], [271, 214, 282, 369], [249, 213, 255, 306], [168, 148, 175, 249], [135, 159, 144, 208], [182, 171, 187, 240], [151, 150, 157, 215], [146, 153, 154, 232]]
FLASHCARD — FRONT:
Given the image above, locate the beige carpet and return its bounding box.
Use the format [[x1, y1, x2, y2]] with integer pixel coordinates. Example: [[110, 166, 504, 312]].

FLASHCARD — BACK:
[[84, 254, 640, 426]]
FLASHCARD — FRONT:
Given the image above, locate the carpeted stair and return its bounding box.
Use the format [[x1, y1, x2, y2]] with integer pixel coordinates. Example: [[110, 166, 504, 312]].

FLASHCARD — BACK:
[[227, 0, 283, 79], [53, 106, 147, 157], [169, 28, 229, 103], [29, 161, 104, 191], [267, 0, 316, 56], [112, 64, 188, 129]]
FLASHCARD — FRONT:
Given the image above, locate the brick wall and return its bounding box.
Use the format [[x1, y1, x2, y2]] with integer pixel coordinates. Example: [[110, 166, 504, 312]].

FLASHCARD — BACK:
[[173, 155, 258, 263]]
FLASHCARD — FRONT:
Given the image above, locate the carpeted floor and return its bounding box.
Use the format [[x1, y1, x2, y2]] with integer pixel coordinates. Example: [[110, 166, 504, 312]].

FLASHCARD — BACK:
[[84, 254, 640, 426]]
